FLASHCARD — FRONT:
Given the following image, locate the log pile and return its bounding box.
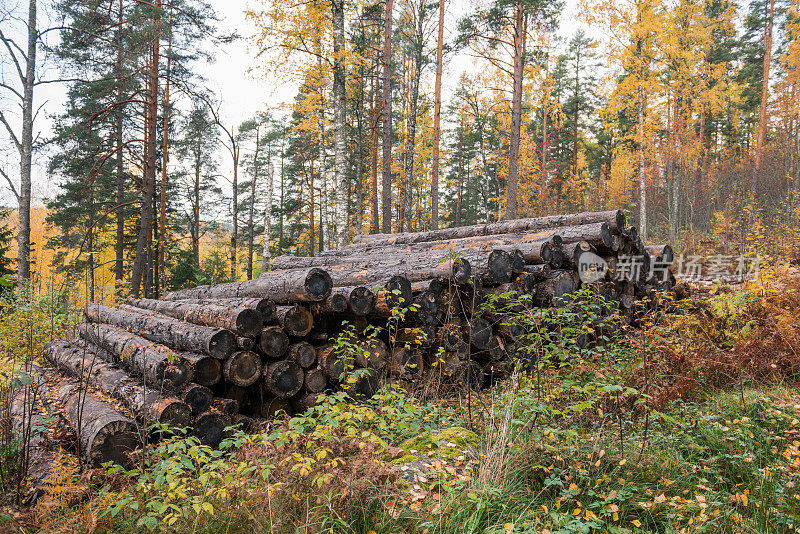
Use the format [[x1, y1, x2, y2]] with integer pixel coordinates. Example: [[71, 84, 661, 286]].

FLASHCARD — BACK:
[[15, 210, 675, 468]]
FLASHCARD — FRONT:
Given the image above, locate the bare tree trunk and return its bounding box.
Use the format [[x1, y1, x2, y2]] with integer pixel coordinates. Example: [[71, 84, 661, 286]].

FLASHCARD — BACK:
[[402, 6, 424, 233], [158, 25, 172, 296], [262, 161, 274, 272], [131, 1, 160, 297], [456, 126, 463, 226], [18, 0, 36, 286], [114, 0, 125, 297], [506, 2, 525, 220], [636, 1, 647, 241], [431, 0, 445, 231], [753, 0, 775, 189], [230, 148, 239, 280], [370, 57, 381, 233], [381, 0, 394, 233], [247, 125, 261, 279], [332, 0, 349, 248], [193, 152, 200, 268]]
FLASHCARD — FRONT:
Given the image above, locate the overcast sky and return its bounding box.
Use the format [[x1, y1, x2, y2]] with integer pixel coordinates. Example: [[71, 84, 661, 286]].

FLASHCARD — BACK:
[[0, 0, 591, 207]]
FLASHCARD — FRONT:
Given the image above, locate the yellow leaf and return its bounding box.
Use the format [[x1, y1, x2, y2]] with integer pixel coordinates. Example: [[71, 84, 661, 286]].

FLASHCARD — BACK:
[[619, 459, 627, 466], [631, 519, 641, 527], [503, 523, 515, 532], [573, 508, 582, 516], [541, 504, 548, 514], [613, 512, 619, 521]]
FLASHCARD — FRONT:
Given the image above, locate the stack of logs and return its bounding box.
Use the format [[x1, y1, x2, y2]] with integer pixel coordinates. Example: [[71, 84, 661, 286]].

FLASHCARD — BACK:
[[12, 210, 676, 470]]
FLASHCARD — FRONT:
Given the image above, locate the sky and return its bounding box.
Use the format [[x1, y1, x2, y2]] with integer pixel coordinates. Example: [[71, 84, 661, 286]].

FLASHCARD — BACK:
[[0, 0, 592, 208]]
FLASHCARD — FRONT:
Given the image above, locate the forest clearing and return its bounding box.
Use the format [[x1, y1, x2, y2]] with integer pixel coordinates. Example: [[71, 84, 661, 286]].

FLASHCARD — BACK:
[[2, 0, 800, 530]]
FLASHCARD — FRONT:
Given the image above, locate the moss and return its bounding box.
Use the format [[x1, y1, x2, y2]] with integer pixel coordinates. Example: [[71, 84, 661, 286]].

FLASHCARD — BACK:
[[387, 426, 480, 463], [387, 454, 420, 466]]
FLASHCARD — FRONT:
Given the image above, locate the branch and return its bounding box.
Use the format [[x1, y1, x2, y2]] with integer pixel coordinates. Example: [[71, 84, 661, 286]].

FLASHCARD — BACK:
[[0, 166, 20, 202], [0, 28, 25, 83], [0, 110, 21, 152]]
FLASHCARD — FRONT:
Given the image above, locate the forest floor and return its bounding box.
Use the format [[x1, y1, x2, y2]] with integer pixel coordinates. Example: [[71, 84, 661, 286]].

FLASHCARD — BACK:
[[3, 267, 800, 533]]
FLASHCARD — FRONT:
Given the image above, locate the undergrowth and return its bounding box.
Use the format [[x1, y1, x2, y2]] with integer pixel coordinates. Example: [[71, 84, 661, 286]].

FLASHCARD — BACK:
[[3, 268, 800, 532]]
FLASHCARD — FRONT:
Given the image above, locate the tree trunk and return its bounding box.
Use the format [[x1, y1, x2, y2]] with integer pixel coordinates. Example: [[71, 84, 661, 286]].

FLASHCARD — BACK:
[[753, 0, 776, 188], [352, 209, 625, 245], [277, 305, 314, 337], [43, 369, 140, 467], [231, 148, 239, 280], [506, 2, 525, 220], [247, 125, 261, 280], [330, 286, 376, 316], [262, 161, 274, 272], [181, 351, 223, 387], [114, 0, 125, 297], [370, 51, 381, 234], [402, 11, 423, 232], [85, 303, 237, 359], [287, 341, 317, 368], [431, 0, 445, 230], [131, 0, 160, 298], [158, 26, 172, 296], [162, 297, 276, 324], [192, 411, 230, 448], [381, 0, 394, 233], [316, 49, 329, 252], [126, 298, 262, 337], [161, 267, 332, 303], [332, 0, 349, 247], [636, 1, 647, 241], [43, 339, 191, 428]]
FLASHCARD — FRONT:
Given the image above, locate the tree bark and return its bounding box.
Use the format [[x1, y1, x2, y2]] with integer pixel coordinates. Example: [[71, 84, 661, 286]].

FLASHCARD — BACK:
[[85, 304, 237, 359], [77, 323, 191, 388], [353, 210, 624, 245], [431, 0, 445, 230], [161, 267, 332, 303], [131, 0, 161, 297], [381, 0, 394, 233], [262, 161, 274, 272], [164, 297, 276, 324], [114, 0, 126, 297], [332, 0, 349, 247], [126, 298, 262, 337], [247, 124, 261, 280], [43, 339, 191, 428], [506, 2, 525, 220]]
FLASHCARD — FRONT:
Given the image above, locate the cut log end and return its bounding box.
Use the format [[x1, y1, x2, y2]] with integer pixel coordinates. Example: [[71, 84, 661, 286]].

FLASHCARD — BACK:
[[259, 326, 290, 358], [193, 412, 231, 448], [303, 368, 328, 393], [208, 330, 238, 359], [223, 351, 263, 387], [90, 420, 140, 467], [154, 400, 193, 429], [190, 356, 222, 387], [348, 286, 376, 316], [234, 308, 264, 337], [279, 305, 314, 337], [306, 267, 333, 300], [263, 360, 304, 398], [385, 275, 413, 308], [183, 384, 213, 415], [287, 341, 317, 368]]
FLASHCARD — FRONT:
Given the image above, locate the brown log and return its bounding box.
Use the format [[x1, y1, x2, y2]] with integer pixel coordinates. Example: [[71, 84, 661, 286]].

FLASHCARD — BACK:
[[352, 210, 625, 245], [533, 270, 578, 307], [237, 337, 255, 351], [331, 286, 376, 316], [231, 414, 259, 432], [182, 384, 213, 415], [277, 305, 314, 337], [342, 368, 382, 400], [287, 341, 317, 368], [290, 393, 318, 413], [469, 317, 493, 350], [85, 304, 237, 359], [646, 244, 674, 264], [389, 346, 424, 377], [550, 246, 564, 268], [317, 343, 354, 381], [44, 340, 191, 429], [181, 352, 222, 387], [326, 257, 469, 287], [440, 325, 468, 353], [303, 368, 328, 393], [223, 351, 262, 387], [551, 222, 612, 248], [258, 326, 290, 358], [262, 361, 304, 398], [355, 338, 388, 370], [309, 293, 348, 314], [224, 385, 250, 411], [9, 366, 74, 495], [210, 398, 239, 415], [77, 323, 191, 388], [192, 411, 230, 448], [169, 298, 277, 323], [126, 298, 262, 337], [372, 275, 413, 310], [253, 395, 293, 418], [47, 371, 140, 467], [162, 267, 332, 303]]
